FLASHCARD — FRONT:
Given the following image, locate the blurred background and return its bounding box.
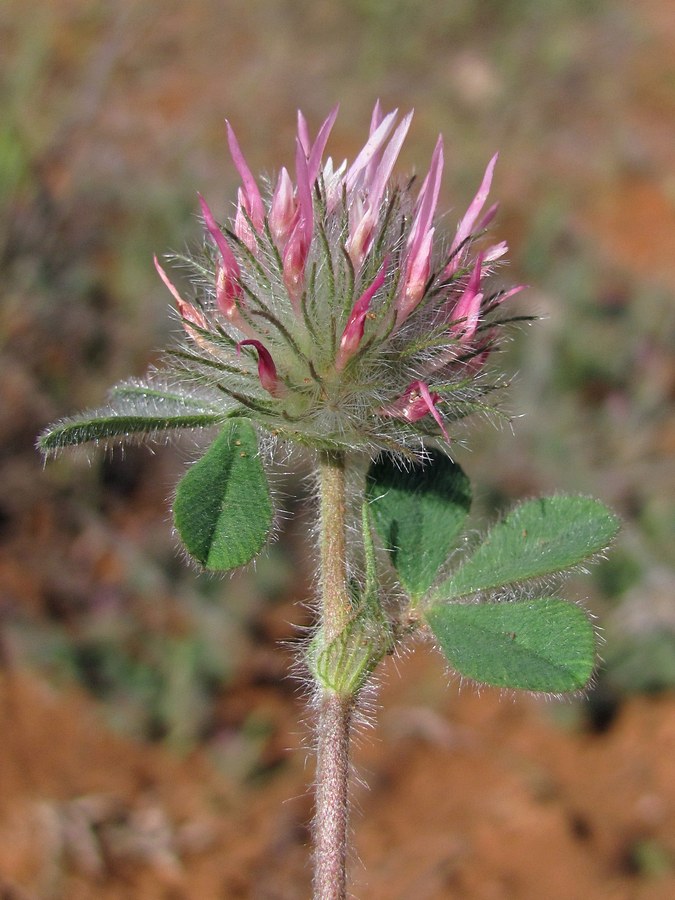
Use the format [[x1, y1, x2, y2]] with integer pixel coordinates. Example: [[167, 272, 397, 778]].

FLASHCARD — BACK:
[[1, 0, 674, 897]]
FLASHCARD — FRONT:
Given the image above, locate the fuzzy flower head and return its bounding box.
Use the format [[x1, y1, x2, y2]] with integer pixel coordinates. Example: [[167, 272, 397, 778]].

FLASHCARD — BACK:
[[44, 104, 524, 460]]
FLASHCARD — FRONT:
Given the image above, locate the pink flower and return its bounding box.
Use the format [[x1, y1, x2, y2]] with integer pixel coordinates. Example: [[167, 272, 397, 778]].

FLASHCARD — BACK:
[[269, 167, 296, 248], [399, 227, 434, 319], [443, 153, 498, 279], [198, 194, 243, 322], [226, 121, 265, 251], [150, 105, 523, 453], [302, 104, 340, 187], [282, 220, 309, 309], [397, 135, 444, 324], [335, 263, 387, 372], [237, 340, 283, 397], [345, 111, 413, 268], [381, 381, 449, 442], [153, 256, 207, 336], [448, 252, 485, 343]]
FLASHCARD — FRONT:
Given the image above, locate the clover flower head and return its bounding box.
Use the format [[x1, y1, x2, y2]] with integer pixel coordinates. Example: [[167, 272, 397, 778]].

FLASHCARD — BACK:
[[41, 104, 524, 460]]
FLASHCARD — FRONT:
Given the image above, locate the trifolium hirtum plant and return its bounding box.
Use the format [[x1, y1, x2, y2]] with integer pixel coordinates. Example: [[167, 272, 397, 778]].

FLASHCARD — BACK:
[[39, 103, 619, 900]]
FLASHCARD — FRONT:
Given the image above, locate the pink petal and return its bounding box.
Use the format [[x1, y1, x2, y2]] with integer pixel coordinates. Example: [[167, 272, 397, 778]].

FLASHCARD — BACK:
[[367, 109, 414, 209], [307, 104, 339, 186], [381, 381, 449, 441], [397, 227, 434, 323], [297, 110, 311, 155], [369, 99, 384, 136], [412, 381, 449, 441], [225, 121, 265, 231], [408, 135, 444, 253], [449, 253, 484, 341], [295, 138, 314, 244], [345, 108, 398, 194], [214, 265, 243, 324], [335, 263, 387, 371], [234, 187, 258, 252], [199, 194, 238, 271], [154, 256, 207, 334], [453, 153, 498, 250], [494, 284, 526, 304], [345, 205, 377, 269], [346, 110, 414, 268], [477, 202, 499, 232], [459, 291, 483, 343], [322, 156, 347, 211], [482, 241, 508, 264], [154, 255, 183, 306], [279, 142, 313, 308], [283, 218, 310, 309], [237, 339, 282, 397], [364, 99, 386, 188], [198, 195, 243, 317], [443, 153, 498, 277], [269, 167, 296, 247]]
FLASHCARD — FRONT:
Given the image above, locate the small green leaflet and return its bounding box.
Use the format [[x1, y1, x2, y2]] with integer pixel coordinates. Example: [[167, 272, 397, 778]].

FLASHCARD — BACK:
[[366, 450, 471, 601], [433, 496, 620, 601], [425, 598, 596, 692], [174, 419, 272, 571]]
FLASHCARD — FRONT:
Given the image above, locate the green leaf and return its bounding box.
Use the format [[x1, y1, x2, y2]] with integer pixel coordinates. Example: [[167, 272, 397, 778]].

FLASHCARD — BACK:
[[173, 419, 272, 571], [425, 598, 596, 692], [366, 450, 471, 600], [360, 503, 387, 621], [39, 413, 225, 452], [38, 377, 227, 453], [434, 496, 620, 601]]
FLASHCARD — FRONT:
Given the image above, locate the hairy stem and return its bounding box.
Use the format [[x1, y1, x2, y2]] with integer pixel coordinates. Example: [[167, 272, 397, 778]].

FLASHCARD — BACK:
[[314, 692, 352, 900], [314, 450, 353, 900], [318, 450, 352, 643]]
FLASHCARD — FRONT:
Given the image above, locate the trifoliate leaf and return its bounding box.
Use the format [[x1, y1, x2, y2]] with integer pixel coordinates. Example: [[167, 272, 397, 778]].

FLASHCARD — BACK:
[[173, 419, 272, 571], [433, 496, 620, 601], [366, 450, 471, 601], [425, 598, 596, 692]]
